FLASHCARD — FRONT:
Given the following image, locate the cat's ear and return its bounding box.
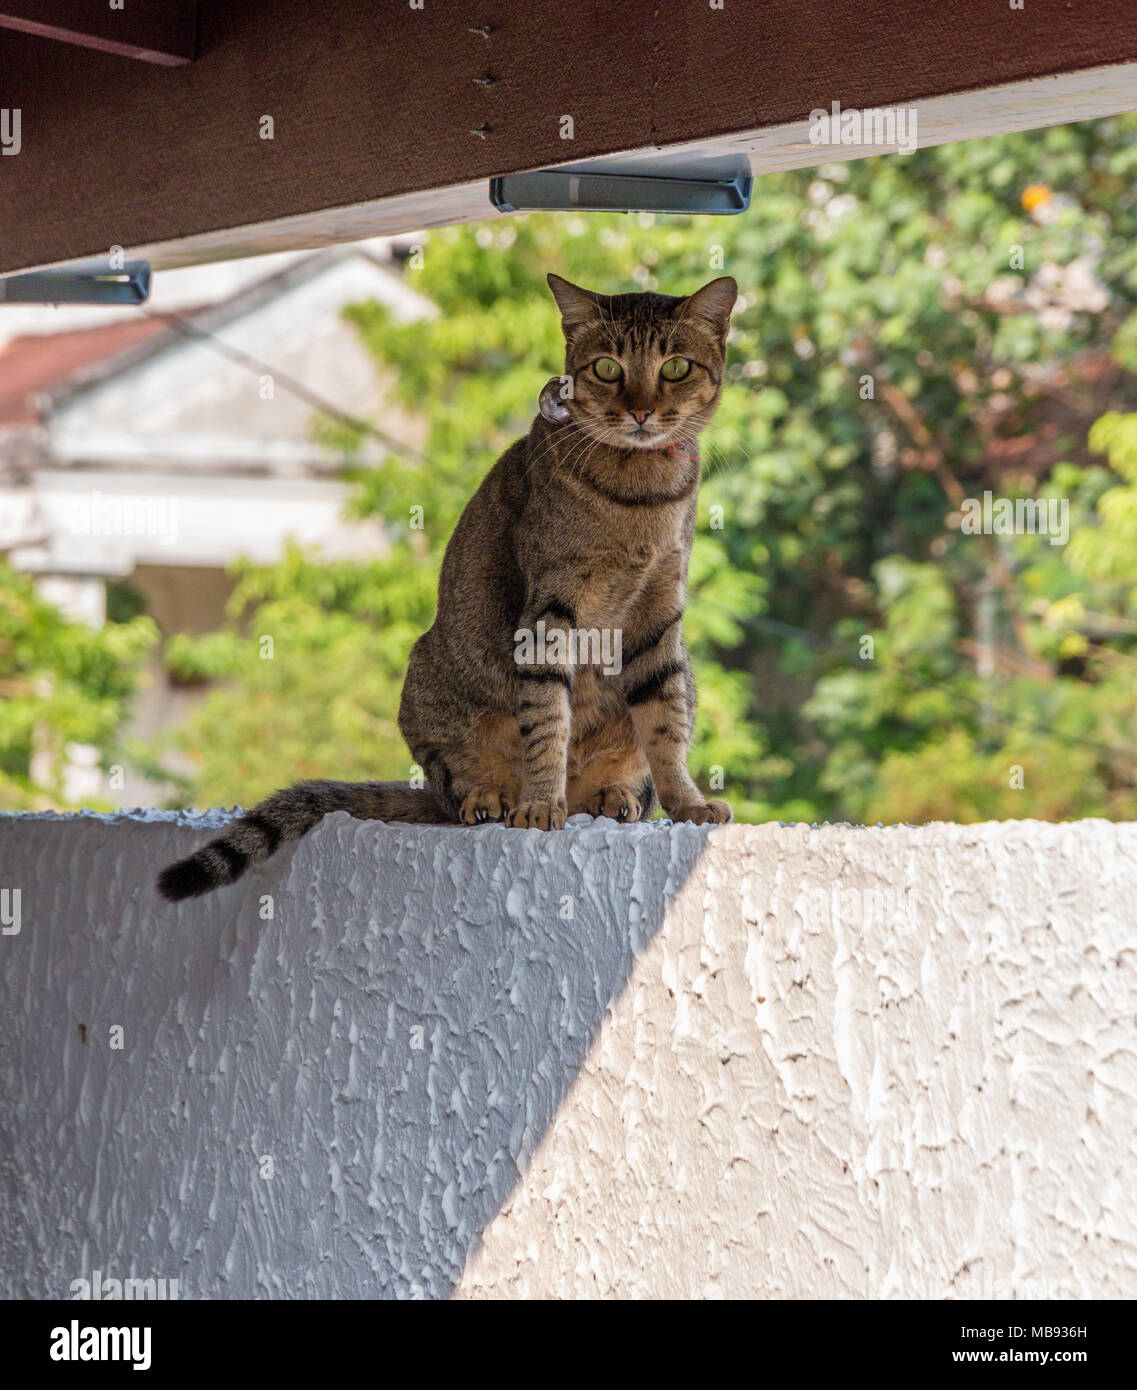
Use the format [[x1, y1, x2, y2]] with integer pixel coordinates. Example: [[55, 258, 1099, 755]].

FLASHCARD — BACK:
[[680, 276, 738, 336], [547, 273, 602, 332]]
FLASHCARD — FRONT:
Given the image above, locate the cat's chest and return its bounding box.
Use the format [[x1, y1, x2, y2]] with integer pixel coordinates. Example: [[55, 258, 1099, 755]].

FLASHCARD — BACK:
[[574, 537, 687, 630]]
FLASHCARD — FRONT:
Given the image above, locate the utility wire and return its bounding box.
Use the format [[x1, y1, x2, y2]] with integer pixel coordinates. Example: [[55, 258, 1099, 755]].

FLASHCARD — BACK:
[[142, 308, 432, 463]]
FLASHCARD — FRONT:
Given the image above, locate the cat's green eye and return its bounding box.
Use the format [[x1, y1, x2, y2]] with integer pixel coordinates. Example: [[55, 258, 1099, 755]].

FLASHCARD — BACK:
[[660, 357, 692, 381], [592, 357, 622, 381]]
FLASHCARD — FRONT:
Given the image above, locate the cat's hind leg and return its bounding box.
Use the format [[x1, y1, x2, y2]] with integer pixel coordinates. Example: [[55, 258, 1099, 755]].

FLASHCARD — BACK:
[[566, 706, 656, 823]]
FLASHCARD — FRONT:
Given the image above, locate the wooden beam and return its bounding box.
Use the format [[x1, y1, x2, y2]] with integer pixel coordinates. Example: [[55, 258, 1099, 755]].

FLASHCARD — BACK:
[[0, 1, 196, 67], [118, 63, 1137, 274], [1, 0, 1135, 277]]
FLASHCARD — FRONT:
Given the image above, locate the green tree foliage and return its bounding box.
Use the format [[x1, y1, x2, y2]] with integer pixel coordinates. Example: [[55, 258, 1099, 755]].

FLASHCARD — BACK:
[[158, 114, 1137, 821], [0, 564, 156, 809], [160, 546, 431, 806]]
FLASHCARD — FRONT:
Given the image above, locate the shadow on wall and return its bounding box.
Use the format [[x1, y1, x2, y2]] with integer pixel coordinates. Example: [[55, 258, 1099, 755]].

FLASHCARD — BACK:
[[0, 809, 712, 1299]]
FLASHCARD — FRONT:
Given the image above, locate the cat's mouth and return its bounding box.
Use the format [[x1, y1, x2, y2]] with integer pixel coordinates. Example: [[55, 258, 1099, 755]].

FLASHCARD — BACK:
[[621, 427, 672, 450], [577, 419, 681, 452]]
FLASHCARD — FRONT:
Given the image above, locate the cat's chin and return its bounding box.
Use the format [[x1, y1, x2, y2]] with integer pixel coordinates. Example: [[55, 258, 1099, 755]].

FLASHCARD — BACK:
[[574, 424, 679, 453], [620, 435, 675, 452]]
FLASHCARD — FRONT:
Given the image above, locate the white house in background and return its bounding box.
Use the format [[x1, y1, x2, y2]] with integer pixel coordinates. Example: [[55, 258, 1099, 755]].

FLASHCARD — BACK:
[[0, 237, 435, 805]]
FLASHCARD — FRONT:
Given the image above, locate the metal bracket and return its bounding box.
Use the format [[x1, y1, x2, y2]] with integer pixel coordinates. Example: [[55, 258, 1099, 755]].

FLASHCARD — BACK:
[[0, 259, 152, 305], [490, 166, 752, 216]]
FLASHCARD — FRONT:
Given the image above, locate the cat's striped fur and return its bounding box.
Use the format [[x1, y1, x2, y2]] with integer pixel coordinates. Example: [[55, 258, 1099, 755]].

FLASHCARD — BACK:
[[157, 272, 736, 900]]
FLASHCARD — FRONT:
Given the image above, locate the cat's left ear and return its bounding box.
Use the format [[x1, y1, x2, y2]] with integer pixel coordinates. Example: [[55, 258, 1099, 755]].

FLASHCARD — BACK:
[[680, 276, 738, 336], [547, 273, 603, 333]]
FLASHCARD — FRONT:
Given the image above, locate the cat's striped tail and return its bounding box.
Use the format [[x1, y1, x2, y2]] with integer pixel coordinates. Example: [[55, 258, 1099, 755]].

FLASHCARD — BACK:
[[155, 780, 453, 901]]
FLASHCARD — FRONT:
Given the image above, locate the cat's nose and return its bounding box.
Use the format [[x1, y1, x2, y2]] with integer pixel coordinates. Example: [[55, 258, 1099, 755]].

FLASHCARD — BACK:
[[629, 408, 654, 425]]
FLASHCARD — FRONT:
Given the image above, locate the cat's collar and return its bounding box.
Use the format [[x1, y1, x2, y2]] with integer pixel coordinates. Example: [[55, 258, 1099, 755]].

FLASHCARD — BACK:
[[663, 443, 699, 462]]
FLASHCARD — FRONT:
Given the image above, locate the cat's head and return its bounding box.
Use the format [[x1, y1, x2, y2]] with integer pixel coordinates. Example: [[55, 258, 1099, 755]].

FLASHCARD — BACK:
[[547, 273, 737, 451]]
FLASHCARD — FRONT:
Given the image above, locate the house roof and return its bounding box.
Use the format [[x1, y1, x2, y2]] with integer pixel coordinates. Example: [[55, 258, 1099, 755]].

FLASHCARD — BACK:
[[47, 245, 429, 412], [0, 244, 432, 443], [0, 317, 169, 425], [0, 243, 425, 570]]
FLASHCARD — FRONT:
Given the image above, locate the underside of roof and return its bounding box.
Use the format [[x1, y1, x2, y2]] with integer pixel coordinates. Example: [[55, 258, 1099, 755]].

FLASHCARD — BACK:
[[2, 1, 1136, 277]]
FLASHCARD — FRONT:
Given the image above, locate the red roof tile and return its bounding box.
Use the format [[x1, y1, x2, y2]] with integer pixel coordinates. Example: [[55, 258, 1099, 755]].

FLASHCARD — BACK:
[[0, 318, 168, 425]]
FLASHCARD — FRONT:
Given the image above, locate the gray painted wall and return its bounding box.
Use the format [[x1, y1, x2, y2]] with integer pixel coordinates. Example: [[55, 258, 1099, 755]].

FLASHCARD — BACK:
[[1, 812, 1134, 1299]]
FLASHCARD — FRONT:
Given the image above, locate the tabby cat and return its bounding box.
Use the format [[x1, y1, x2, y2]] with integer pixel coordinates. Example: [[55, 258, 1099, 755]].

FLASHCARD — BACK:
[[157, 272, 736, 900]]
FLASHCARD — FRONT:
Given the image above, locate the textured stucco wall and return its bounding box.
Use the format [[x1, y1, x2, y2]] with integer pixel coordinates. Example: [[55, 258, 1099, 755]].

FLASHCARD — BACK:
[[1, 811, 1134, 1299]]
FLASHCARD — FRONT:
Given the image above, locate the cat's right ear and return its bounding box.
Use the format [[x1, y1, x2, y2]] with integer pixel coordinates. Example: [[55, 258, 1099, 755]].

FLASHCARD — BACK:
[[547, 273, 601, 334]]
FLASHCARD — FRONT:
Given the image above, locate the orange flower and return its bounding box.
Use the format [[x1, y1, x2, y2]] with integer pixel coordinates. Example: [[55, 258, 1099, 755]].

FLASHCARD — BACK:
[[1021, 184, 1052, 212]]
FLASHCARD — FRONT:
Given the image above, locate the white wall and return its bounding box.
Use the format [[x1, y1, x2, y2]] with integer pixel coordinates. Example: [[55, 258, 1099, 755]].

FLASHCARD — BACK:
[[0, 812, 1134, 1299], [49, 256, 428, 467]]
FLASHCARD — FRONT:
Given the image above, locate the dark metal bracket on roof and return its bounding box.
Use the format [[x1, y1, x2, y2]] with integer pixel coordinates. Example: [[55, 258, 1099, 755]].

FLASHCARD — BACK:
[[0, 259, 151, 305], [490, 158, 753, 216]]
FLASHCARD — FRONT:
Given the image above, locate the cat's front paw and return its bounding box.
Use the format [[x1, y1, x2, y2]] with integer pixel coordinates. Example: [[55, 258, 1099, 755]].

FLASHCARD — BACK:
[[669, 799, 731, 826], [584, 785, 644, 823], [506, 798, 567, 830], [459, 787, 512, 824]]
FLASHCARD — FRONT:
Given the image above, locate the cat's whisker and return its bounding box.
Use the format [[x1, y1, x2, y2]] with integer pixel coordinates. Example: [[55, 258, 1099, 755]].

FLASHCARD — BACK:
[[520, 420, 594, 481], [557, 431, 598, 479]]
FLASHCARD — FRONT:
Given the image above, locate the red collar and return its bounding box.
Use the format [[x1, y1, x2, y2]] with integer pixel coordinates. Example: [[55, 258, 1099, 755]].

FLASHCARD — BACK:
[[664, 443, 699, 462]]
